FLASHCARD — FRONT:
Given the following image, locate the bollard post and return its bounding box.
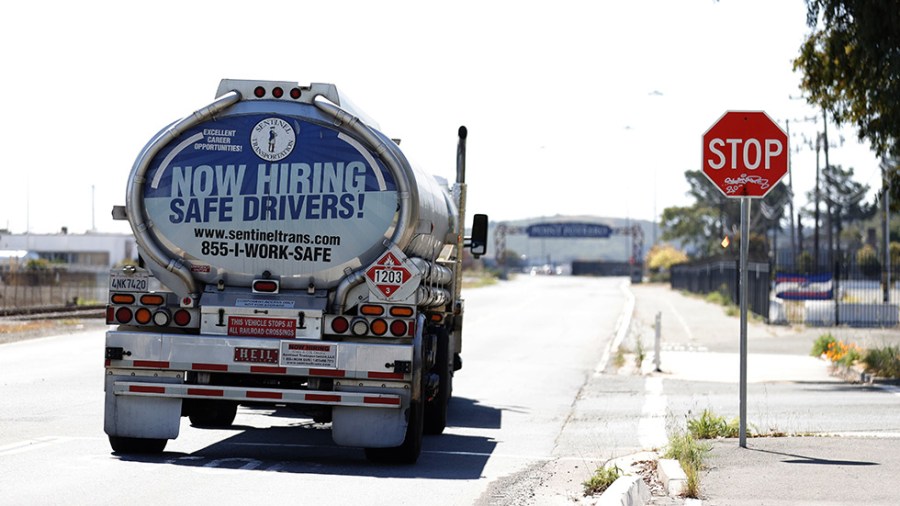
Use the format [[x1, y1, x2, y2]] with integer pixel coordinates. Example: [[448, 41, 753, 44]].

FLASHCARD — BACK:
[[654, 312, 662, 372]]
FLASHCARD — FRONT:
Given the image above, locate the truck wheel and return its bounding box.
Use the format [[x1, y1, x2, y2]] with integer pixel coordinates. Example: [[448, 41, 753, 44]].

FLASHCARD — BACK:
[[108, 436, 167, 454], [364, 397, 424, 464], [424, 329, 451, 435], [188, 400, 238, 427]]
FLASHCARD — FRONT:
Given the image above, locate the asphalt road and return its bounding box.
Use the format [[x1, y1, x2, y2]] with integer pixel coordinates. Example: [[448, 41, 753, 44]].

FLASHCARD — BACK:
[[0, 276, 631, 505], [5, 278, 898, 505]]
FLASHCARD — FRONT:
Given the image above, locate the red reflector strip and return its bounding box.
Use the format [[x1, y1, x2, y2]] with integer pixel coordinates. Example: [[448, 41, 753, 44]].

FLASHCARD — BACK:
[[133, 360, 170, 368], [250, 366, 287, 374], [193, 363, 228, 372], [187, 388, 224, 397], [305, 393, 341, 403], [309, 369, 346, 378], [364, 396, 401, 406], [129, 385, 166, 394], [247, 390, 283, 400], [368, 371, 405, 380], [104, 359, 111, 367]]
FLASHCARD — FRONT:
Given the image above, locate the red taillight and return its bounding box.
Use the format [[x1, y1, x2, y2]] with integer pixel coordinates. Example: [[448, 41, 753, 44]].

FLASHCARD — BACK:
[[134, 307, 152, 325], [371, 319, 388, 336], [253, 280, 279, 293], [115, 307, 133, 324], [331, 317, 349, 334], [290, 88, 302, 99], [173, 309, 191, 326], [272, 86, 284, 98], [106, 306, 115, 324], [390, 320, 407, 337], [254, 86, 266, 98]]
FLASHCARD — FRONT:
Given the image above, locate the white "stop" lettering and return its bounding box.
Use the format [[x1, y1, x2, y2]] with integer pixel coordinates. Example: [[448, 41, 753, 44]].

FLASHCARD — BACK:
[[707, 138, 783, 170]]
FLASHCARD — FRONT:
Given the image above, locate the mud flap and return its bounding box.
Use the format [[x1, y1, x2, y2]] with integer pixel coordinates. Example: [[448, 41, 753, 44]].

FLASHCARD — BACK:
[[331, 388, 410, 448], [104, 374, 182, 440]]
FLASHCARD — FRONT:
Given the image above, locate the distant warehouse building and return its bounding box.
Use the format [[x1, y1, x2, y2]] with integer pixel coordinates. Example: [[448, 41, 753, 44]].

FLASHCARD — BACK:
[[0, 231, 136, 272], [0, 232, 136, 310]]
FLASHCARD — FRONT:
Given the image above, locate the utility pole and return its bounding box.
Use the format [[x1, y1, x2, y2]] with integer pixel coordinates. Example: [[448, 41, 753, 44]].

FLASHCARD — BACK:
[[885, 157, 893, 303], [785, 120, 797, 261], [815, 133, 822, 268], [822, 107, 834, 267]]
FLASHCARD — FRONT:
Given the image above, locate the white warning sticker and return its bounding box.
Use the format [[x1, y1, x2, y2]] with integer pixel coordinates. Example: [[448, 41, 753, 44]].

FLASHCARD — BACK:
[[280, 341, 338, 369]]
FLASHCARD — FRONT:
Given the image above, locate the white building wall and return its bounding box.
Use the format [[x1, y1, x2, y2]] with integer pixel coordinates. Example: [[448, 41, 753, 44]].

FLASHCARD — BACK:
[[0, 233, 136, 268]]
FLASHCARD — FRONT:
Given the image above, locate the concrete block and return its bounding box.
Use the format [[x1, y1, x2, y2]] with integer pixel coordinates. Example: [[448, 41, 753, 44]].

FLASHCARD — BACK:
[[597, 475, 650, 506], [657, 458, 687, 496]]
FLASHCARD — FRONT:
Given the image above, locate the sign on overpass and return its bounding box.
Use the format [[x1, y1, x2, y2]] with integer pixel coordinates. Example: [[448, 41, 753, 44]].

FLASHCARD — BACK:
[[525, 222, 612, 239]]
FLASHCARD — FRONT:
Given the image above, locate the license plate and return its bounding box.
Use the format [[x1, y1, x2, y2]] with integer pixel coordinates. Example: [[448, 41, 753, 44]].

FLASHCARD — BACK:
[[109, 272, 150, 292]]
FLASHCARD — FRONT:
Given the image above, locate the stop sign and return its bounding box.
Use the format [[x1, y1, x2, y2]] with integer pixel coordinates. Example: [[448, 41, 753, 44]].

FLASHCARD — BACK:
[[702, 111, 789, 198]]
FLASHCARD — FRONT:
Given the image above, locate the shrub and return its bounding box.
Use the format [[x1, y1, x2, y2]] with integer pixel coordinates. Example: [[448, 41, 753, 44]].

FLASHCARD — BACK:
[[863, 345, 900, 378], [824, 340, 862, 366], [811, 333, 837, 357]]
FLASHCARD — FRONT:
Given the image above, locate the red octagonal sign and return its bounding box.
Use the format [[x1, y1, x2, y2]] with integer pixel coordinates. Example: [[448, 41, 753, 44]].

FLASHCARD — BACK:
[[702, 111, 789, 198]]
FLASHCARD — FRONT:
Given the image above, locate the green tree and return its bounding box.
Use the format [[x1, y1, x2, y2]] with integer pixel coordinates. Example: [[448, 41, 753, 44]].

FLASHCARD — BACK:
[[661, 170, 790, 258], [794, 0, 900, 158]]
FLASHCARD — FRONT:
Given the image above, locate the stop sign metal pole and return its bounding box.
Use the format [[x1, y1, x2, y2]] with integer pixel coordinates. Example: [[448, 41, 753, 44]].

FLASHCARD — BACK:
[[739, 197, 750, 448], [702, 111, 789, 450]]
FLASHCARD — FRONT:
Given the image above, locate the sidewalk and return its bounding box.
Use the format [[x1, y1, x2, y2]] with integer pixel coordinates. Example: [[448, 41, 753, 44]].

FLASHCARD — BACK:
[[622, 283, 900, 506]]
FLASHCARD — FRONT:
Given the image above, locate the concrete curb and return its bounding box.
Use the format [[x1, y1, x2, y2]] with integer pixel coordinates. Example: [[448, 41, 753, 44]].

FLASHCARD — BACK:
[[597, 475, 650, 506], [657, 458, 687, 496]]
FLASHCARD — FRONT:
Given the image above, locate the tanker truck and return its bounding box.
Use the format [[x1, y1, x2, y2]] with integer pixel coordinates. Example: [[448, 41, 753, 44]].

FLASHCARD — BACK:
[[103, 79, 487, 464]]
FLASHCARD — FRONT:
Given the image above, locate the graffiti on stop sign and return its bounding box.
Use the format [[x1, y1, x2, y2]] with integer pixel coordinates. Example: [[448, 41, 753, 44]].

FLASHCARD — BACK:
[[701, 111, 788, 199]]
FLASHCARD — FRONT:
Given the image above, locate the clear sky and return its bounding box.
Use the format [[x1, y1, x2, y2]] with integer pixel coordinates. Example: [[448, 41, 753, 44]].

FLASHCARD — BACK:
[[0, 0, 883, 235]]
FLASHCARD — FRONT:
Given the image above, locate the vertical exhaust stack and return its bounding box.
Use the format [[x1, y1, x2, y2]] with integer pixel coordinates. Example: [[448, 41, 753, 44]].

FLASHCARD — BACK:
[[453, 127, 468, 317], [456, 126, 467, 185]]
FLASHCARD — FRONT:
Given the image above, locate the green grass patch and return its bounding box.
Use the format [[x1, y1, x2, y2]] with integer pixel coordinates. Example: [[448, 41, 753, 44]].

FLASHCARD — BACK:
[[664, 431, 709, 498], [582, 463, 622, 496], [461, 270, 498, 289], [687, 409, 741, 439]]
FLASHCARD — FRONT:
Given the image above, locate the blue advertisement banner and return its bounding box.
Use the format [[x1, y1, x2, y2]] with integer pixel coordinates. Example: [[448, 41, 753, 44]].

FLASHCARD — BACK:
[[141, 113, 399, 278], [525, 222, 613, 239]]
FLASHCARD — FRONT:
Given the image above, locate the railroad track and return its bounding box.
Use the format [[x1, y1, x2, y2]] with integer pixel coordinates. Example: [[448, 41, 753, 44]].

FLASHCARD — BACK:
[[0, 305, 106, 321]]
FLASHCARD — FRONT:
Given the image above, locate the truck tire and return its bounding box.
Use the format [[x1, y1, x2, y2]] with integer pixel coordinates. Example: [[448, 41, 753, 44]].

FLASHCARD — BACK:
[[424, 328, 451, 435], [108, 436, 167, 454], [188, 400, 238, 427], [364, 397, 423, 464]]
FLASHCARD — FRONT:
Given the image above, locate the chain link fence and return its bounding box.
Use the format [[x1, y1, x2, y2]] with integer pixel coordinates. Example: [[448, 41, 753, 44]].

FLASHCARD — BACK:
[[0, 268, 107, 314]]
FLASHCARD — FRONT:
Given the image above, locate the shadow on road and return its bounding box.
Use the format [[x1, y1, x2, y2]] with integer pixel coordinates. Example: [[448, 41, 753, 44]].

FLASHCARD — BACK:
[[750, 447, 879, 467], [114, 396, 503, 479]]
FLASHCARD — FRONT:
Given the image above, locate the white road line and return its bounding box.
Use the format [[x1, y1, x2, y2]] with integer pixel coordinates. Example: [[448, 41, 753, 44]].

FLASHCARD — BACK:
[[665, 299, 694, 341], [0, 436, 74, 456], [638, 376, 668, 450], [595, 280, 635, 376]]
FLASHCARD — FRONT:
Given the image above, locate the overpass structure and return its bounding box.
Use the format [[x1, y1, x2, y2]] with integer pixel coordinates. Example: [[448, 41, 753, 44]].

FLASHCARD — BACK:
[[494, 221, 644, 281]]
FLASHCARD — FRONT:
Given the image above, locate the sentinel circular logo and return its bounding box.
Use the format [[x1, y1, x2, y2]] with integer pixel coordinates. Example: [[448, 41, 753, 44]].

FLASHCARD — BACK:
[[250, 117, 296, 161]]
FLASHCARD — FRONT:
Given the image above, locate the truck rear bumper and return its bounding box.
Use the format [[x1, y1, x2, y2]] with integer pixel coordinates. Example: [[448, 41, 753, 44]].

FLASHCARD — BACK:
[[110, 379, 401, 408], [105, 329, 413, 382]]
